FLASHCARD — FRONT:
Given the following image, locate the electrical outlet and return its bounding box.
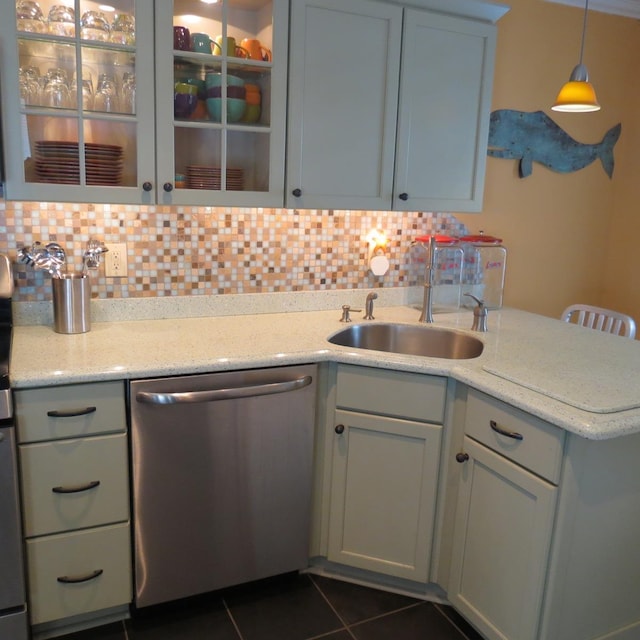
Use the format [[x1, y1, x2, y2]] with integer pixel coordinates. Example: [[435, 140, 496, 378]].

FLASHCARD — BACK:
[[104, 243, 128, 278]]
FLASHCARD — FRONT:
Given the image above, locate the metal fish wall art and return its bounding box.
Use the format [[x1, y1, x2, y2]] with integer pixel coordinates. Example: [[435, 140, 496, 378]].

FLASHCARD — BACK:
[[487, 109, 621, 178]]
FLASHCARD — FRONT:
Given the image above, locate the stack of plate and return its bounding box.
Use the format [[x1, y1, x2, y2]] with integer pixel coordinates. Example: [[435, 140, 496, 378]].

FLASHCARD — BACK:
[[34, 141, 124, 186], [186, 165, 244, 190]]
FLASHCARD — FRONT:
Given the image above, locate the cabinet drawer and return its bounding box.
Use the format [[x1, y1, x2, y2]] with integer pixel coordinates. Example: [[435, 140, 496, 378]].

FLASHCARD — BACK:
[[26, 522, 132, 625], [465, 389, 565, 483], [15, 381, 126, 443], [20, 434, 129, 537], [336, 364, 446, 423]]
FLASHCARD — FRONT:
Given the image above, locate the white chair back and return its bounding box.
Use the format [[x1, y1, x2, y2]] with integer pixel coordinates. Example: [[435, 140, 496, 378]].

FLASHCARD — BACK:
[[561, 304, 636, 339]]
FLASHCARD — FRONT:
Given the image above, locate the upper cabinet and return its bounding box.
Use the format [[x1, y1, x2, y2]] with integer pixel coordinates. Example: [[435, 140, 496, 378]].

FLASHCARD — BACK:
[[0, 0, 287, 206], [286, 0, 508, 212]]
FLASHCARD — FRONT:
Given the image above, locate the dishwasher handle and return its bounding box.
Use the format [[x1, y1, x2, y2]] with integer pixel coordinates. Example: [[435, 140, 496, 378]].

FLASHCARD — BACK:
[[136, 374, 313, 405]]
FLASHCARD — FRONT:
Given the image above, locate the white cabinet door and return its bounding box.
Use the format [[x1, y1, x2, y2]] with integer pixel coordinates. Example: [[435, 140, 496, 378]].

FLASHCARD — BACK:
[[328, 409, 442, 582], [449, 436, 557, 640], [394, 10, 496, 212], [287, 0, 499, 212], [286, 0, 402, 210]]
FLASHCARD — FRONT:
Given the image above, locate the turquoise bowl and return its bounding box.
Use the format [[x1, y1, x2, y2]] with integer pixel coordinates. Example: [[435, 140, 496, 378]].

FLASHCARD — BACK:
[[205, 72, 244, 89], [206, 97, 246, 122]]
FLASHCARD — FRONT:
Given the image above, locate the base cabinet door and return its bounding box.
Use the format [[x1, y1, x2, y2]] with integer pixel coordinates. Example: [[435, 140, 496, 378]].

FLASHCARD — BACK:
[[328, 409, 442, 582], [448, 436, 557, 640]]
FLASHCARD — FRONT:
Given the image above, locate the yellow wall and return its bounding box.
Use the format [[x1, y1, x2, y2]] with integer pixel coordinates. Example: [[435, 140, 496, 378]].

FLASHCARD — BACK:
[[457, 0, 640, 320]]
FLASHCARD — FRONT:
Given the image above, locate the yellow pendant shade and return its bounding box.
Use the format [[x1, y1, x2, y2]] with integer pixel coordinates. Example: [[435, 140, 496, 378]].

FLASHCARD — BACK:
[[552, 80, 600, 112], [551, 0, 601, 113]]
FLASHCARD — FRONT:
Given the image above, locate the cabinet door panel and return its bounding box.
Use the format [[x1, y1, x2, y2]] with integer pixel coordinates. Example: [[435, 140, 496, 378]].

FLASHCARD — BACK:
[[328, 409, 442, 581], [449, 436, 556, 640], [394, 10, 496, 212], [287, 0, 402, 210]]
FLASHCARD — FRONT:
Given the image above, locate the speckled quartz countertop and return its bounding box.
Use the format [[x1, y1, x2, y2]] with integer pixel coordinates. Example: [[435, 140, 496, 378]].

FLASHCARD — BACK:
[[10, 299, 640, 441]]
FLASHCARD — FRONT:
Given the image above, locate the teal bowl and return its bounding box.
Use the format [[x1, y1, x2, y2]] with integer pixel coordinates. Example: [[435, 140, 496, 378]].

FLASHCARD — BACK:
[[206, 97, 246, 122], [205, 72, 244, 89]]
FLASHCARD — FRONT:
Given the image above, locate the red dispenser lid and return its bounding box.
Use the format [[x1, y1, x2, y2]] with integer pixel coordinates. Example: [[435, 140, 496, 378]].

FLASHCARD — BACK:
[[415, 234, 458, 245], [459, 233, 503, 245]]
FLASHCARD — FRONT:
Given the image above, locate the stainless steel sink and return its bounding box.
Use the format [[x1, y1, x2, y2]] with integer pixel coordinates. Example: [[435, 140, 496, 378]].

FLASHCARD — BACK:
[[328, 323, 484, 359]]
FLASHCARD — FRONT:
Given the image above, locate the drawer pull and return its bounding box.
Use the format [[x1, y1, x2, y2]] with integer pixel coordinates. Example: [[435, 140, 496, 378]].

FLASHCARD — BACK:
[[47, 406, 97, 418], [57, 569, 103, 584], [490, 419, 524, 441], [52, 480, 100, 494], [455, 452, 469, 463]]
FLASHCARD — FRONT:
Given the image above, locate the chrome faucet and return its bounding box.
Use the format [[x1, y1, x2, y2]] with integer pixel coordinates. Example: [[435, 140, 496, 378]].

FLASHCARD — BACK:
[[411, 236, 436, 323], [364, 292, 378, 320]]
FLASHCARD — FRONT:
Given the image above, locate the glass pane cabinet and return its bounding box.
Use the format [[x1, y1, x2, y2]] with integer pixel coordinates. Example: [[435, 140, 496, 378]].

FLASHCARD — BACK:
[[0, 0, 287, 205]]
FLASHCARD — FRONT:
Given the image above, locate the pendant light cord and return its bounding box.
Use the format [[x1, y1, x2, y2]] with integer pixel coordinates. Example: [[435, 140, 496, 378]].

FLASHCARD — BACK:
[[578, 0, 590, 66]]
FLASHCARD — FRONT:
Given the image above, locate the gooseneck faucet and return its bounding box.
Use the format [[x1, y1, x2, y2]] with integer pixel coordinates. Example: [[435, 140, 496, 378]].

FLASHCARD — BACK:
[[364, 292, 378, 320], [412, 236, 436, 323]]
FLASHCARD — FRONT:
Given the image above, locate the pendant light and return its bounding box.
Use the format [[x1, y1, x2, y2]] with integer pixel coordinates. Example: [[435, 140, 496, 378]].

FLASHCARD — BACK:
[[552, 0, 600, 112]]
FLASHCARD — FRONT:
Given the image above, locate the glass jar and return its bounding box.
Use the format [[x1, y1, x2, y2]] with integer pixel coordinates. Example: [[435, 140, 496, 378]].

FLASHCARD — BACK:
[[460, 233, 507, 309]]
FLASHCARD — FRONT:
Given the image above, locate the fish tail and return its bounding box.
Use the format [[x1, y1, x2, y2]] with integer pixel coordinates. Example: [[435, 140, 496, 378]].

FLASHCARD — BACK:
[[599, 123, 622, 178]]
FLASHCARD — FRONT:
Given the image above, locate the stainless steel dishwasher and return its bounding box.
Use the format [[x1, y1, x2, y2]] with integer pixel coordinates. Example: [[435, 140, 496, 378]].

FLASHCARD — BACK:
[[130, 364, 317, 608]]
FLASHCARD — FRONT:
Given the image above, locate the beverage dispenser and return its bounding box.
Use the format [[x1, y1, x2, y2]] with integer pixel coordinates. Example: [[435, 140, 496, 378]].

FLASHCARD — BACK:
[[460, 233, 507, 309]]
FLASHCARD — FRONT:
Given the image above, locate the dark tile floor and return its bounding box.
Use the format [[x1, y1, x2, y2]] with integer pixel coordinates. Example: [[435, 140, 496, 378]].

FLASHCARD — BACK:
[[57, 573, 483, 640]]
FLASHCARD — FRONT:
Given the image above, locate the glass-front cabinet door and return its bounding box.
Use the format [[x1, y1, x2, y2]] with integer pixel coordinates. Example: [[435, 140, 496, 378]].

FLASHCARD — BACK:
[[1, 0, 156, 203], [154, 0, 286, 207], [0, 0, 286, 206]]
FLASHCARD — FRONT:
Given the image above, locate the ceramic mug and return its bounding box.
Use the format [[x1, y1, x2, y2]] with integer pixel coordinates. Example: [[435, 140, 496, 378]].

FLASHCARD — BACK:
[[191, 32, 211, 53], [213, 35, 249, 58], [241, 38, 271, 62], [173, 25, 190, 51]]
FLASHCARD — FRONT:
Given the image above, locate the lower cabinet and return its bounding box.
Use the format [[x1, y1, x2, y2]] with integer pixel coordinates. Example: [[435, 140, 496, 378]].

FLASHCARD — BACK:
[[14, 381, 131, 630], [448, 389, 564, 640], [326, 365, 446, 582]]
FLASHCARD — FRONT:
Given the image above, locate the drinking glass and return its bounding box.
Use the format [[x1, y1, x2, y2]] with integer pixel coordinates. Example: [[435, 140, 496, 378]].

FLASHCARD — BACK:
[[122, 73, 136, 114], [110, 13, 135, 45], [16, 0, 47, 33], [80, 10, 110, 41], [94, 75, 119, 112], [43, 78, 71, 108], [47, 5, 75, 37]]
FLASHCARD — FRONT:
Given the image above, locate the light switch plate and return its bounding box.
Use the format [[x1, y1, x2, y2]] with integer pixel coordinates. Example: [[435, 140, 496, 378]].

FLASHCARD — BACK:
[[104, 243, 128, 278]]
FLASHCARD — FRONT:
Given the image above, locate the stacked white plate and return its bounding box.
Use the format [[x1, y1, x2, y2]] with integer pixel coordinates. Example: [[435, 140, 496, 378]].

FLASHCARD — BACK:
[[34, 141, 124, 185], [186, 165, 244, 191]]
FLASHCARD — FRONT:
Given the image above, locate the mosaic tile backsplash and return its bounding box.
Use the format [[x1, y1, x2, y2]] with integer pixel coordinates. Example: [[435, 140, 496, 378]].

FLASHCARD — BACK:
[[0, 200, 469, 302]]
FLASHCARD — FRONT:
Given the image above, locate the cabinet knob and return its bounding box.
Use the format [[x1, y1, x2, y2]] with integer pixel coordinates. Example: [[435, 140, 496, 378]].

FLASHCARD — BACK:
[[142, 181, 153, 192], [163, 182, 174, 192], [334, 424, 345, 435], [455, 452, 469, 463], [292, 188, 302, 197], [399, 192, 409, 201]]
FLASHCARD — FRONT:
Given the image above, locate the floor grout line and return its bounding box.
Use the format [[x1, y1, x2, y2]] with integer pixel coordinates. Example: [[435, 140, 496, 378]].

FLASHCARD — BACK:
[[222, 597, 245, 640]]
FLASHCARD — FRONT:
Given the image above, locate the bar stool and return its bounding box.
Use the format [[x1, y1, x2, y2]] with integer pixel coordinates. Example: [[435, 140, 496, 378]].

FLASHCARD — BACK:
[[561, 304, 636, 339]]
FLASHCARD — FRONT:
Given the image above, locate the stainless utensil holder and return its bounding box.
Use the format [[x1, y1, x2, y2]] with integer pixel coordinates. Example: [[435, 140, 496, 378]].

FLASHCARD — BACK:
[[52, 274, 91, 334]]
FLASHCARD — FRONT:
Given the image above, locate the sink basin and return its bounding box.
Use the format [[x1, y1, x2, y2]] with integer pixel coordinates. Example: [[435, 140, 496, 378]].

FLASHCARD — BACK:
[[328, 323, 484, 359]]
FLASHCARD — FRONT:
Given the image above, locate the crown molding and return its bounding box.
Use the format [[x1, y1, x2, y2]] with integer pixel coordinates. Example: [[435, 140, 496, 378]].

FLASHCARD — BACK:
[[544, 0, 640, 19]]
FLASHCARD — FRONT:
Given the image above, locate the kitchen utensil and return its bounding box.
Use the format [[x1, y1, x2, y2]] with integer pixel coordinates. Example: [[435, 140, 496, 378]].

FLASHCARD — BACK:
[[52, 273, 91, 333]]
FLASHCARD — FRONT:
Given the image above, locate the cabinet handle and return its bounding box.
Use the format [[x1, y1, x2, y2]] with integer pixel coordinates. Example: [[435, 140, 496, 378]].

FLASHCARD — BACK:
[[52, 480, 100, 494], [163, 182, 174, 192], [292, 188, 302, 197], [47, 406, 97, 418], [490, 419, 524, 441], [142, 181, 153, 192], [399, 193, 409, 201], [455, 452, 469, 463], [334, 424, 345, 434], [57, 569, 103, 584]]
